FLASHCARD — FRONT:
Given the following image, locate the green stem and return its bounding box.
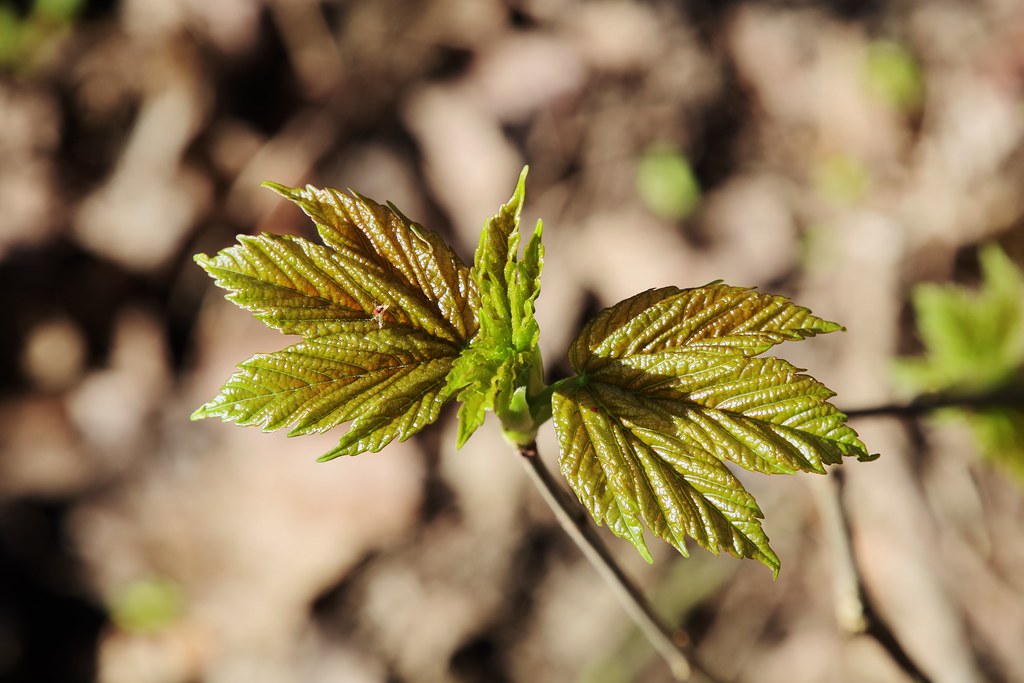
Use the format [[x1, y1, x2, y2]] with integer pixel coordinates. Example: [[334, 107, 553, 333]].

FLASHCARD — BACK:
[[516, 442, 707, 682], [525, 376, 575, 428]]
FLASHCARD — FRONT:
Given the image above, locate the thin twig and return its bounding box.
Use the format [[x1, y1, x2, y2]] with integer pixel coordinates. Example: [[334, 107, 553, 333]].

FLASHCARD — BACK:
[[860, 600, 933, 683], [843, 387, 1024, 419], [517, 442, 715, 682]]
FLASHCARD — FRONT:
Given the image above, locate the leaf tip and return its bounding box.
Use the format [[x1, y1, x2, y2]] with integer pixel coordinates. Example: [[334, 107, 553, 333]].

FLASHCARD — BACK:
[[624, 533, 655, 563], [515, 165, 529, 193], [261, 181, 314, 206], [506, 166, 529, 213], [189, 404, 212, 422], [756, 546, 782, 578], [261, 178, 300, 191], [454, 419, 476, 449], [260, 179, 289, 194], [385, 200, 420, 231], [453, 396, 486, 449], [316, 448, 343, 463]]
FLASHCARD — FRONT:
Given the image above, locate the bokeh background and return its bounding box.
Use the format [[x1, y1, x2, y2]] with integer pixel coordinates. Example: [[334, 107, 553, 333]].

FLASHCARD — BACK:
[[3, 0, 1024, 682]]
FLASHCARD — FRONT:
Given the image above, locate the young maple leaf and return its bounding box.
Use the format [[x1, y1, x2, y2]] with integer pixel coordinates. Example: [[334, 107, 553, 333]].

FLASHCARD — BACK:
[[551, 285, 875, 575], [447, 168, 545, 447], [191, 184, 478, 460]]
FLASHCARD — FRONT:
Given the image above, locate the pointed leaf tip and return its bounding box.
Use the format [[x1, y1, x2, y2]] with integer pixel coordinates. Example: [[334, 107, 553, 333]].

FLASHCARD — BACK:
[[513, 165, 529, 201], [259, 180, 298, 202]]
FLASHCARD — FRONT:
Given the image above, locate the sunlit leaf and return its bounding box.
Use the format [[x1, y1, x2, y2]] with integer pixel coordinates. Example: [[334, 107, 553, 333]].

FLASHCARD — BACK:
[[553, 284, 871, 574], [259, 182, 478, 343], [193, 185, 478, 458], [448, 167, 545, 446]]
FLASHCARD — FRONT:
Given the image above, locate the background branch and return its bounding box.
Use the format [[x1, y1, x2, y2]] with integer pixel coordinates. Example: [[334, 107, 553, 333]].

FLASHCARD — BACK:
[[811, 471, 933, 683], [843, 387, 1024, 419]]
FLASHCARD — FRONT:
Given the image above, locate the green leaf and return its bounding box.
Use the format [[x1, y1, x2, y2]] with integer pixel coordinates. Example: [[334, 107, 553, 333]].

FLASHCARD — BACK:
[[635, 147, 702, 220], [865, 40, 924, 112], [109, 577, 183, 635], [447, 167, 545, 446], [570, 285, 843, 368], [813, 153, 870, 205], [554, 380, 779, 572], [259, 183, 478, 343], [553, 284, 871, 574], [895, 244, 1024, 393], [895, 244, 1024, 483], [193, 185, 478, 459]]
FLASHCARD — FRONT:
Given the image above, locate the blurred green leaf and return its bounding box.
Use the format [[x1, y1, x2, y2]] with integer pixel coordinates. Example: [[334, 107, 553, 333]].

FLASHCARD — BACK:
[[895, 244, 1024, 482], [636, 148, 701, 220], [813, 153, 870, 205], [896, 245, 1024, 391], [0, 7, 26, 68], [0, 0, 82, 69], [865, 40, 924, 112], [552, 284, 872, 575], [110, 577, 182, 635], [35, 0, 84, 23]]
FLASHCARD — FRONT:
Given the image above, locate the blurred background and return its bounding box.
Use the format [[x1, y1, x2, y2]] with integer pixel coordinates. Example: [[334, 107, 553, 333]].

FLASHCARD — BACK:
[[3, 0, 1024, 681]]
